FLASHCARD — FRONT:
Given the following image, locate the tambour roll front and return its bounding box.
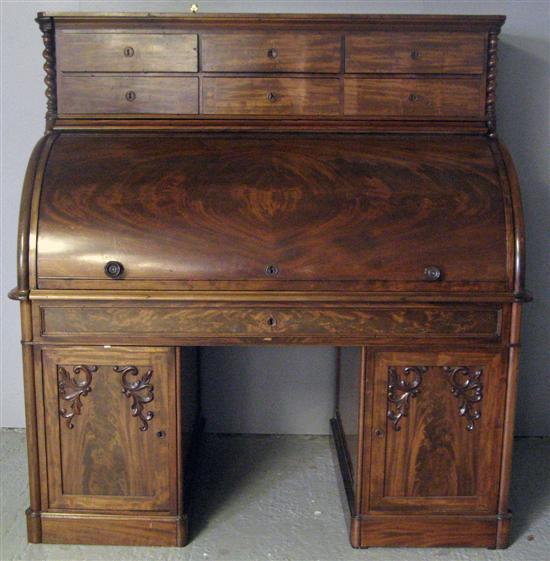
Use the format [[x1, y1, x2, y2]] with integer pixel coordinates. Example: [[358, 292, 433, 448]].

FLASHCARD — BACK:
[[10, 13, 529, 549]]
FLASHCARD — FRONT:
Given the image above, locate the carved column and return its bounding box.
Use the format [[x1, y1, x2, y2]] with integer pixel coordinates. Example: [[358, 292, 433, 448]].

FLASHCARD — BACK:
[[36, 16, 57, 132], [486, 31, 499, 138]]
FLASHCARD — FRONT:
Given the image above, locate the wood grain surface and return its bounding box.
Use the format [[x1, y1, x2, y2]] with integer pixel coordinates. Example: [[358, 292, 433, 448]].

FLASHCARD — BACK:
[[368, 351, 506, 514], [58, 76, 198, 114], [56, 31, 198, 72], [346, 32, 485, 74], [202, 77, 340, 115], [201, 32, 341, 73], [36, 133, 508, 288], [41, 347, 177, 512], [37, 304, 501, 339], [345, 76, 483, 117]]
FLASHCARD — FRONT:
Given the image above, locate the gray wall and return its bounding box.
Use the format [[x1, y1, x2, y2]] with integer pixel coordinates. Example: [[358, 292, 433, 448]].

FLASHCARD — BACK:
[[1, 1, 548, 435]]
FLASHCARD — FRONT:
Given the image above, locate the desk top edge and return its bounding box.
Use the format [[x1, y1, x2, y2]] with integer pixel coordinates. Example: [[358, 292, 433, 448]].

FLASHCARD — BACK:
[[36, 12, 506, 27]]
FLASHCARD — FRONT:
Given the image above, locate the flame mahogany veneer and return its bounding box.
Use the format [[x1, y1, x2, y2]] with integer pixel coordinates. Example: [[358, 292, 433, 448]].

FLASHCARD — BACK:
[[10, 12, 529, 550]]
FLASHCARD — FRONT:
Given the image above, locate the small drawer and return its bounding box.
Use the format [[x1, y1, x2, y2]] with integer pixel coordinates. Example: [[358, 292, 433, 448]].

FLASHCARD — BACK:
[[346, 32, 485, 74], [58, 76, 198, 115], [56, 31, 198, 72], [202, 77, 340, 116], [201, 33, 341, 73], [344, 77, 483, 118]]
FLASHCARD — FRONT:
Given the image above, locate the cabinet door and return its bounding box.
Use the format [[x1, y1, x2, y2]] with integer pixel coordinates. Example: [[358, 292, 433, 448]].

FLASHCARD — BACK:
[[42, 346, 177, 512], [369, 351, 506, 514]]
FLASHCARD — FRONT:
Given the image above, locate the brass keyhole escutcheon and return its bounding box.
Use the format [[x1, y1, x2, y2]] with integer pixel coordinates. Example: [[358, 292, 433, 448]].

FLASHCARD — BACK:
[[265, 264, 279, 276], [267, 48, 278, 59], [123, 46, 135, 57], [266, 316, 277, 328], [408, 93, 418, 102], [125, 90, 136, 102], [410, 49, 420, 60]]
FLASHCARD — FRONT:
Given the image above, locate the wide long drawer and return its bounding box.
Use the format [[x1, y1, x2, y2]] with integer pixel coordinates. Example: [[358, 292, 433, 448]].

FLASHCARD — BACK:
[[35, 304, 501, 340], [58, 76, 198, 114], [56, 31, 198, 72], [202, 77, 340, 115], [344, 77, 484, 117]]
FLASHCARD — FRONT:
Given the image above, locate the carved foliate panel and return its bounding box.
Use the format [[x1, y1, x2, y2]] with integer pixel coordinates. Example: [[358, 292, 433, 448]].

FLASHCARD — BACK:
[[387, 366, 427, 431], [58, 364, 97, 428], [387, 365, 484, 432], [114, 365, 155, 431], [444, 366, 484, 431]]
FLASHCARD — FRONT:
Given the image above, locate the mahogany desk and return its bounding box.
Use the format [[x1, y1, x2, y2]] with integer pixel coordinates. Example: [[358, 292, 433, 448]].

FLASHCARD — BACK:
[[9, 13, 529, 549]]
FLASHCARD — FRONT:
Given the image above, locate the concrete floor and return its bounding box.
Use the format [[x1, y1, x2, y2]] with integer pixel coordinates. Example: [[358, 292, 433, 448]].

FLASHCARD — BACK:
[[1, 430, 549, 561]]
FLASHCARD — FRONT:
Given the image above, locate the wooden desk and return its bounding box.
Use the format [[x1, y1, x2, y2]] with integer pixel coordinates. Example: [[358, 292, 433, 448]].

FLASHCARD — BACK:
[[9, 12, 529, 549]]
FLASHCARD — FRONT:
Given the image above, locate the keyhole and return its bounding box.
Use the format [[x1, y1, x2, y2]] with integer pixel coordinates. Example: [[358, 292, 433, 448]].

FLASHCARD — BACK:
[[265, 264, 279, 276], [156, 430, 166, 439], [123, 46, 135, 57], [125, 90, 136, 102], [410, 49, 420, 60], [266, 316, 277, 327], [408, 93, 418, 102]]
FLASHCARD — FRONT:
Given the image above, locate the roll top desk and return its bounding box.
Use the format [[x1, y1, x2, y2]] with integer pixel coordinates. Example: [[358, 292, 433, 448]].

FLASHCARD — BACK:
[[10, 12, 529, 549]]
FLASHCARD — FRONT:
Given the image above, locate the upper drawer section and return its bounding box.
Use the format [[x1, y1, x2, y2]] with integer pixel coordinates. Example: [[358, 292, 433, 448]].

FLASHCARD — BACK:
[[201, 33, 341, 73], [56, 31, 198, 72], [346, 32, 486, 74]]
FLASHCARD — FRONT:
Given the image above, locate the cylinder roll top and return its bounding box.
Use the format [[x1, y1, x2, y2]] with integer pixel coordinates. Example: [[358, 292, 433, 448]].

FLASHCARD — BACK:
[[34, 132, 512, 292]]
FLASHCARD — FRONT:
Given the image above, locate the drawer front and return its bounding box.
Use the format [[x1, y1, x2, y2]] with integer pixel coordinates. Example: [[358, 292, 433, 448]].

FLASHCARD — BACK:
[[202, 77, 340, 116], [346, 32, 486, 74], [57, 31, 198, 72], [38, 305, 501, 340], [345, 77, 483, 117], [58, 76, 198, 114], [201, 33, 341, 73]]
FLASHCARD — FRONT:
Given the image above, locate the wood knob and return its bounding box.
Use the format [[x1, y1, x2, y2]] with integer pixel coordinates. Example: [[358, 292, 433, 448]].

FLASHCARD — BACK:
[[424, 266, 442, 282], [105, 261, 124, 279]]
